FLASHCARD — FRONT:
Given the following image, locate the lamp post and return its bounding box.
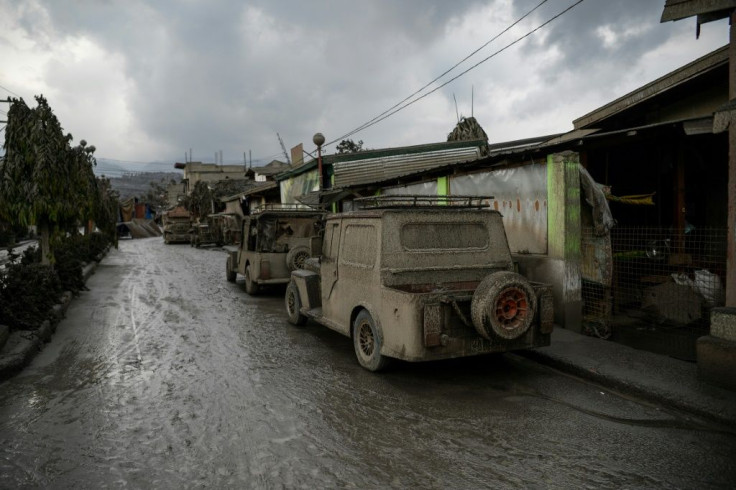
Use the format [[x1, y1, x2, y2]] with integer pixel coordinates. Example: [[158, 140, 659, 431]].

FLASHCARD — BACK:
[[313, 132, 325, 191]]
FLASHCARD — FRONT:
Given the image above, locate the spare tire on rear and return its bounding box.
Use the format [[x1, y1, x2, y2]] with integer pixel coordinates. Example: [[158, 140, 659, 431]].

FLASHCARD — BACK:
[[471, 271, 537, 340], [286, 246, 310, 271]]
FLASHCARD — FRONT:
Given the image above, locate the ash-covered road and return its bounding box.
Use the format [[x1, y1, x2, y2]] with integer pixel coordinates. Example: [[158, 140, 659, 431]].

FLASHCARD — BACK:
[[1, 238, 734, 488]]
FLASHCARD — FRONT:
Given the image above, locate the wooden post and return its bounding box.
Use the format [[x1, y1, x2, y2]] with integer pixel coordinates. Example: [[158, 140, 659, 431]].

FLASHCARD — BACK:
[[727, 12, 736, 306], [547, 151, 582, 331]]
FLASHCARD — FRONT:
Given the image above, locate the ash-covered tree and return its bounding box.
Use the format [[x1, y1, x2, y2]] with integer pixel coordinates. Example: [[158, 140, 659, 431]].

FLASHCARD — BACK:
[[185, 180, 214, 219], [145, 179, 170, 214], [69, 139, 98, 235], [335, 139, 364, 154], [0, 96, 97, 264], [93, 176, 120, 248]]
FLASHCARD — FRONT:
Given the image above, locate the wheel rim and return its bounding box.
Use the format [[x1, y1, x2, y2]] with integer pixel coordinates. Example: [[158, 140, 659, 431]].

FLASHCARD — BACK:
[[294, 251, 308, 269], [358, 321, 375, 357], [494, 287, 530, 331]]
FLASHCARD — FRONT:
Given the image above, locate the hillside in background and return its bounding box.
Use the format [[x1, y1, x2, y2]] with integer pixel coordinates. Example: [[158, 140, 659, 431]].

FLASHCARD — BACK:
[[108, 172, 182, 201], [95, 158, 179, 179]]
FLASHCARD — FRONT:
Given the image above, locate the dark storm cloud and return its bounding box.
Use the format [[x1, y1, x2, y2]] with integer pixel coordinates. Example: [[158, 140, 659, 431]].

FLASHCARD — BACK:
[[2, 1, 728, 163], [11, 0, 485, 160], [514, 0, 686, 70]]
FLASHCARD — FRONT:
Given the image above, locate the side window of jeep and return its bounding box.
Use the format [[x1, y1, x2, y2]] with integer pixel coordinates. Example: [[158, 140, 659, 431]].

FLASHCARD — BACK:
[[245, 219, 256, 252], [341, 224, 377, 268], [324, 222, 341, 260]]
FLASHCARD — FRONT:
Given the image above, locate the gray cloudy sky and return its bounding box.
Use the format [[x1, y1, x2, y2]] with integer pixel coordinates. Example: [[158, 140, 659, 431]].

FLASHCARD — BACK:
[[0, 0, 729, 174]]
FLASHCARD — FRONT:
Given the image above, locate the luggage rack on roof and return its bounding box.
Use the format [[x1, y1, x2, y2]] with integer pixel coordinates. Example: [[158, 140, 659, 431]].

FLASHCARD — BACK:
[[252, 203, 323, 213], [353, 195, 493, 209]]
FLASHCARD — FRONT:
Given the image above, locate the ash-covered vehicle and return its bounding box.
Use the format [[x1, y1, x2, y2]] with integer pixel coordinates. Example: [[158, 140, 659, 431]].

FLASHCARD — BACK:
[[225, 205, 325, 294], [285, 196, 554, 371], [189, 220, 219, 248], [162, 206, 191, 244]]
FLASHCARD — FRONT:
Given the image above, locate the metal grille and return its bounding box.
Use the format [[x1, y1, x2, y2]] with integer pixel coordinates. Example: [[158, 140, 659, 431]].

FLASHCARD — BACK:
[[582, 227, 727, 339]]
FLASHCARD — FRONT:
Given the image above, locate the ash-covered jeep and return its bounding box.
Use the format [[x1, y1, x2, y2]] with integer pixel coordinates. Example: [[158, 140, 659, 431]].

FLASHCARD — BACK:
[[285, 196, 554, 371], [225, 205, 325, 294]]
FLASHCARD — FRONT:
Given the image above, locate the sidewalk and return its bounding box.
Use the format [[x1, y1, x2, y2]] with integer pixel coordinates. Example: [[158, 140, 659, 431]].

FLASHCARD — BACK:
[[518, 328, 736, 429], [0, 261, 98, 380]]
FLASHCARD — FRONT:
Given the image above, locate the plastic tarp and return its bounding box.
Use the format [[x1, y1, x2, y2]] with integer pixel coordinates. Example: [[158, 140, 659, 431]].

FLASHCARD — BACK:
[[579, 165, 615, 236]]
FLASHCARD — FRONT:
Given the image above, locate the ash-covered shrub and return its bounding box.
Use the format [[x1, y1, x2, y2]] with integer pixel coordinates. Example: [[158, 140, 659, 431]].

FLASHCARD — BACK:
[[87, 232, 110, 259], [0, 262, 62, 330], [20, 245, 41, 265], [53, 238, 85, 294]]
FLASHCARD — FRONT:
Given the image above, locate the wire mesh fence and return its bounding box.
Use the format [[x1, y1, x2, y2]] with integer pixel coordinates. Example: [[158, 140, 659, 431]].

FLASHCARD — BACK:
[[582, 226, 727, 339]]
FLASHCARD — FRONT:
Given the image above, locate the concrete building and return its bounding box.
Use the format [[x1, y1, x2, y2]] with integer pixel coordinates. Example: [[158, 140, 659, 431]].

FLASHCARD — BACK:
[[173, 162, 247, 195]]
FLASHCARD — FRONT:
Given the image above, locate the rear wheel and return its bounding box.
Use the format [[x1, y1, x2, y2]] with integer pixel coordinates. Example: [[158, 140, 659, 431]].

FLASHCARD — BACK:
[[285, 281, 307, 326], [244, 265, 259, 295], [226, 256, 236, 282], [352, 310, 389, 372]]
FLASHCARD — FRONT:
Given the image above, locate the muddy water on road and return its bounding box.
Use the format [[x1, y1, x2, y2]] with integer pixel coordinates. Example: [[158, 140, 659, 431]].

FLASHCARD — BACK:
[[1, 238, 734, 488]]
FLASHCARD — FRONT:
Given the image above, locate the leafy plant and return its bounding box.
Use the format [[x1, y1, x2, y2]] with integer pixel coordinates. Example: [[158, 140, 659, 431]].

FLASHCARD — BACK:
[[0, 96, 100, 264], [0, 262, 62, 330]]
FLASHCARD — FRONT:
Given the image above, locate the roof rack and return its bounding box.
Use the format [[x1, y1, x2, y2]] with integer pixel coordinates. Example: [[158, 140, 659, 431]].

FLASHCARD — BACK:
[[354, 195, 493, 210], [251, 203, 324, 213]]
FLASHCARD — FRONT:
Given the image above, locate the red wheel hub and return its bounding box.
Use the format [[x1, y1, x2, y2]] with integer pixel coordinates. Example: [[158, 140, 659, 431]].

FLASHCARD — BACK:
[[494, 287, 529, 330]]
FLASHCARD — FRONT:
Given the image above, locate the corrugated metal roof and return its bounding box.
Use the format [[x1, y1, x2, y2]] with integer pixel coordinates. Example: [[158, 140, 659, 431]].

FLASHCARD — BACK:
[[219, 181, 278, 202], [276, 139, 486, 181], [333, 146, 481, 187]]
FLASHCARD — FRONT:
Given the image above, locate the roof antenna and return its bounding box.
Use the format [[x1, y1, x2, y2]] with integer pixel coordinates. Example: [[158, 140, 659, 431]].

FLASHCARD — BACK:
[[277, 132, 291, 165], [453, 93, 460, 123], [471, 85, 474, 118]]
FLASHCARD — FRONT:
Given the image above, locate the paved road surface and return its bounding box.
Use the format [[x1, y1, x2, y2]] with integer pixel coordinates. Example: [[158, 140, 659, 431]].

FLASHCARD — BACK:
[[1, 238, 734, 488]]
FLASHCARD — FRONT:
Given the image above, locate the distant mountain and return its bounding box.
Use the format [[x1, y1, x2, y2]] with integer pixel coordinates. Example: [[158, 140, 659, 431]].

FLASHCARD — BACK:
[[94, 159, 129, 178], [94, 158, 179, 178], [108, 172, 183, 201]]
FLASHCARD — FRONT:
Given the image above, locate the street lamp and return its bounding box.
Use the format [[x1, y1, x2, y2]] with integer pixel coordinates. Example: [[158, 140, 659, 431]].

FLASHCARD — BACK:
[[313, 132, 325, 191]]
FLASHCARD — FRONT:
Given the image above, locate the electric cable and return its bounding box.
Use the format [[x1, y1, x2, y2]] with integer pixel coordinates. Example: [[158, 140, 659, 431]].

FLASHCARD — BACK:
[[0, 83, 22, 98], [327, 0, 585, 146], [329, 0, 549, 146]]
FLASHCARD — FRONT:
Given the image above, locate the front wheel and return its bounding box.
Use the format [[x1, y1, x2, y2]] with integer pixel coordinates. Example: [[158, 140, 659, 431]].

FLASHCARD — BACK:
[[226, 256, 236, 282], [285, 281, 307, 326], [352, 310, 389, 372], [244, 265, 259, 295]]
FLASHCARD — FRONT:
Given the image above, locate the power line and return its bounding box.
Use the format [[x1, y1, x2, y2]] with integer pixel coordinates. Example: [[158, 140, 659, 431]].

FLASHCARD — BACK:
[[327, 0, 585, 146], [329, 0, 549, 146], [0, 83, 22, 98]]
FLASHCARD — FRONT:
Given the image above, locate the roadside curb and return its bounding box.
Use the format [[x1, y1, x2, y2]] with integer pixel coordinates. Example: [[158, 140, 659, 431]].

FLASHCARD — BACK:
[[0, 259, 101, 382], [516, 331, 736, 430]]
